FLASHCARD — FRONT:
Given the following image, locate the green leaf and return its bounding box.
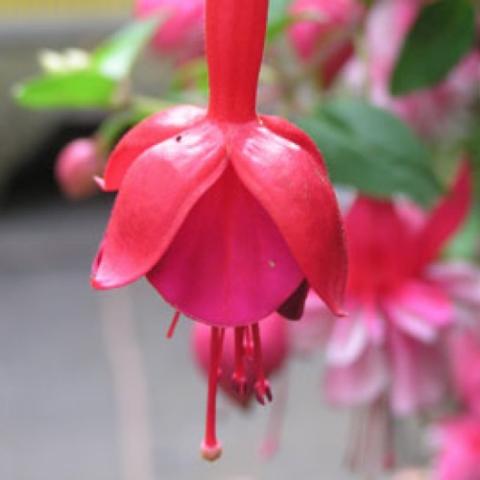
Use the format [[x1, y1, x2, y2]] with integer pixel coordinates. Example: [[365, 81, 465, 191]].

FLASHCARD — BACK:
[[390, 0, 475, 95], [297, 99, 442, 205], [13, 71, 117, 109], [268, 0, 291, 26], [92, 16, 163, 80]]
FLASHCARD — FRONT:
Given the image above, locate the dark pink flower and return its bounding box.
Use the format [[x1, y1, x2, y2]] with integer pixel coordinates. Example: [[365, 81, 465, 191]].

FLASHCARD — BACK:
[[55, 138, 101, 200], [93, 0, 346, 460], [289, 0, 363, 87], [431, 415, 480, 480], [305, 163, 471, 415], [135, 0, 204, 63]]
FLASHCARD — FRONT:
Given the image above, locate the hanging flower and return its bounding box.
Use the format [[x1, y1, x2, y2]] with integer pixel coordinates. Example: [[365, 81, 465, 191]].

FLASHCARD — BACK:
[[93, 0, 346, 460], [55, 138, 102, 200], [288, 0, 363, 88], [305, 163, 471, 416], [135, 0, 205, 63]]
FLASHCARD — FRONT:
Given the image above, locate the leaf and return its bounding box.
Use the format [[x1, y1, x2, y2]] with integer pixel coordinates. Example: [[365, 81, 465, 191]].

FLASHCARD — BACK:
[[92, 16, 163, 80], [390, 0, 475, 95], [297, 99, 442, 205], [13, 71, 117, 109]]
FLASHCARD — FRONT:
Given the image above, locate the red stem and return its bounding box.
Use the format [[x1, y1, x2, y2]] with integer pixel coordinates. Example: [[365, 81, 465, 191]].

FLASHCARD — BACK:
[[206, 0, 269, 122], [166, 311, 180, 339]]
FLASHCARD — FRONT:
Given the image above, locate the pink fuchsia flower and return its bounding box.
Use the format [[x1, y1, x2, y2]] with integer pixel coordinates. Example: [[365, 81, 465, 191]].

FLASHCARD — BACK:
[[135, 0, 204, 63], [54, 138, 102, 200], [347, 0, 480, 139], [93, 0, 346, 460], [305, 163, 471, 416], [288, 0, 363, 88], [431, 415, 480, 480], [192, 313, 288, 407]]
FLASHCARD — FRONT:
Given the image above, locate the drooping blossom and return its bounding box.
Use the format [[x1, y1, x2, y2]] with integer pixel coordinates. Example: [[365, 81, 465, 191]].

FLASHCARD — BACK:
[[430, 415, 480, 480], [55, 138, 102, 200], [135, 0, 204, 63], [345, 0, 480, 139], [289, 0, 363, 88], [93, 0, 346, 460], [304, 163, 471, 416], [192, 313, 288, 406]]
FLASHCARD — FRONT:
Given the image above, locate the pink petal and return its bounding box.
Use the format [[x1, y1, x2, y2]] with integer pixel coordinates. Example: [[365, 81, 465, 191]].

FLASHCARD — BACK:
[[148, 166, 304, 326], [414, 161, 472, 270], [103, 105, 206, 191], [92, 121, 226, 289], [325, 315, 368, 367], [389, 330, 445, 416], [325, 346, 388, 407], [383, 281, 452, 343], [231, 122, 347, 315]]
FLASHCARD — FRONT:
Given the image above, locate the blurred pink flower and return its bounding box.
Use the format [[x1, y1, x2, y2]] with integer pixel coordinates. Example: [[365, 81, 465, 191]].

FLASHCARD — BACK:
[[135, 0, 204, 62], [54, 138, 101, 200], [347, 0, 480, 138], [288, 0, 363, 87], [304, 164, 471, 415], [431, 415, 480, 480], [192, 313, 289, 406]]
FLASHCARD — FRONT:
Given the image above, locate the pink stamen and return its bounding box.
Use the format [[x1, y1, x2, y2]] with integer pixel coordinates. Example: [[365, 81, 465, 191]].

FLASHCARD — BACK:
[[232, 327, 247, 397], [201, 326, 224, 461], [251, 323, 273, 405], [166, 310, 181, 339]]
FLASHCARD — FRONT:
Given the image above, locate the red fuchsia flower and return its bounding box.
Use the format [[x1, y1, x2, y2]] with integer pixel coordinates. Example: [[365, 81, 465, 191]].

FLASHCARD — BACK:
[[288, 0, 363, 88], [135, 0, 204, 63], [345, 0, 480, 139], [92, 0, 346, 461], [192, 313, 288, 407], [304, 163, 471, 416], [430, 415, 480, 480], [55, 138, 102, 200]]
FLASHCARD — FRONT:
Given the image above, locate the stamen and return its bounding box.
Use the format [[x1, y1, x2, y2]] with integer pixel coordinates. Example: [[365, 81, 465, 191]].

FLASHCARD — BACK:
[[251, 323, 273, 405], [166, 310, 181, 339], [201, 326, 223, 462], [232, 327, 247, 397]]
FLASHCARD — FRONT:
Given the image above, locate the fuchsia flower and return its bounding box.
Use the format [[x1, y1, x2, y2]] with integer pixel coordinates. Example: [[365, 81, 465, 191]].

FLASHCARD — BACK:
[[305, 164, 471, 415], [135, 0, 204, 63], [192, 313, 288, 406], [431, 415, 480, 480], [93, 0, 346, 460], [289, 0, 363, 88], [55, 138, 101, 200]]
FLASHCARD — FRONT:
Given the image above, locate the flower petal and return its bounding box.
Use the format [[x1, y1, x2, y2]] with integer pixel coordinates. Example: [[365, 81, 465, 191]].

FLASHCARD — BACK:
[[414, 161, 471, 270], [92, 121, 226, 289], [389, 330, 445, 416], [231, 123, 347, 315], [102, 105, 206, 191], [147, 166, 304, 326], [325, 346, 388, 407]]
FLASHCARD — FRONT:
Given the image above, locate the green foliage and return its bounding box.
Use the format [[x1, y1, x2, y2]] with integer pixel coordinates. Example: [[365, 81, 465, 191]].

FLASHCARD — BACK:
[[13, 17, 162, 109], [390, 0, 475, 95], [297, 99, 442, 205]]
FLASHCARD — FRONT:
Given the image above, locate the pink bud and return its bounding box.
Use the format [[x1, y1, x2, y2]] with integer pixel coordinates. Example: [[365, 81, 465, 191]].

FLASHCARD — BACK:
[[135, 0, 204, 63], [289, 0, 362, 87], [191, 313, 289, 407], [55, 138, 101, 200]]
